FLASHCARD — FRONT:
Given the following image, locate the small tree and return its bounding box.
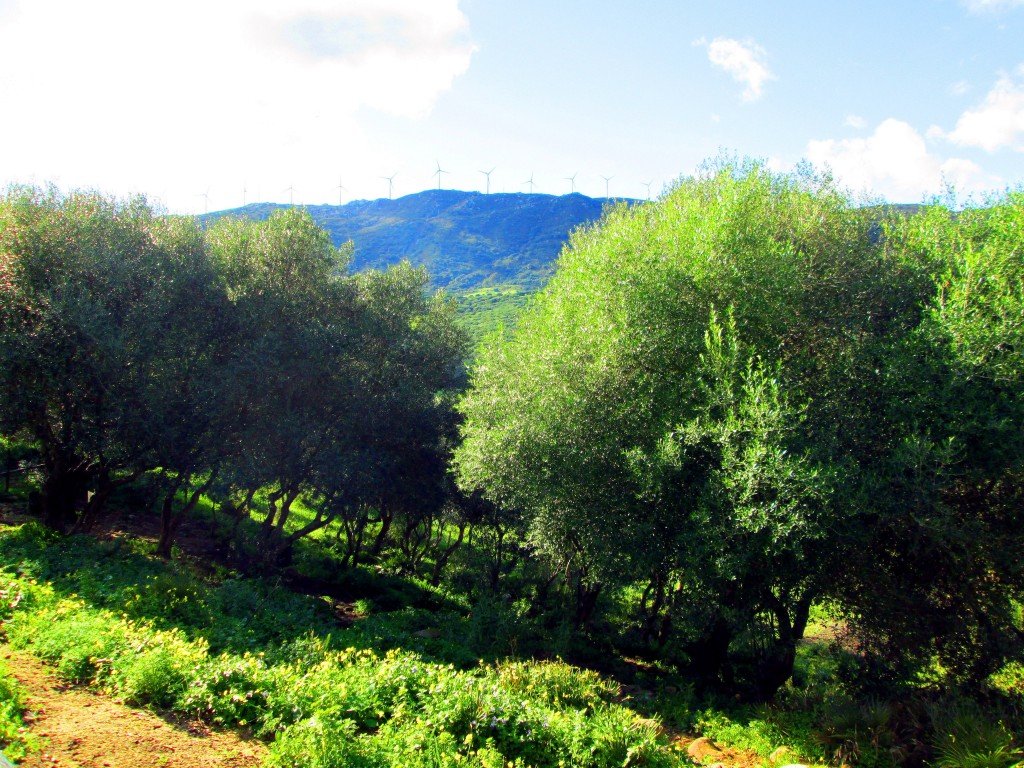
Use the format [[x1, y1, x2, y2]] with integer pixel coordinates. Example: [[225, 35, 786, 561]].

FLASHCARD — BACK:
[[829, 194, 1024, 685]]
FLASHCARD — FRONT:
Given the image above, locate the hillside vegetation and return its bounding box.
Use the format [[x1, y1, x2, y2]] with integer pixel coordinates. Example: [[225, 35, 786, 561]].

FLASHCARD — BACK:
[[1, 162, 1023, 768], [207, 190, 620, 293]]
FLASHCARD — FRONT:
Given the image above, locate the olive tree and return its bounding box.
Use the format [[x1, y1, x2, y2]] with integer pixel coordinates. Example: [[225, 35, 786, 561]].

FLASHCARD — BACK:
[[830, 194, 1024, 686], [455, 159, 926, 698], [207, 210, 467, 569], [0, 187, 228, 533]]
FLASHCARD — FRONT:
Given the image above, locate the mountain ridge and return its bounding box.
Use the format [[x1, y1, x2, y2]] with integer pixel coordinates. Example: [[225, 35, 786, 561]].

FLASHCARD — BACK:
[[203, 189, 636, 292]]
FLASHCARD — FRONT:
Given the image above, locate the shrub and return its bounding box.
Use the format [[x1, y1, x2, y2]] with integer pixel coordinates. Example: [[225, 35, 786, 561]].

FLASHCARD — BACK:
[[267, 717, 384, 768], [179, 652, 274, 729], [930, 702, 1022, 768], [110, 628, 207, 707], [10, 600, 124, 683]]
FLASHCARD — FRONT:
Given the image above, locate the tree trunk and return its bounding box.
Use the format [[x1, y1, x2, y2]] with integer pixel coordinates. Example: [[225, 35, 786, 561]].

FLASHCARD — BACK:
[[430, 520, 467, 585], [156, 472, 216, 559], [574, 581, 603, 630], [749, 589, 815, 702], [370, 504, 394, 557], [72, 465, 142, 533], [156, 476, 186, 558], [40, 452, 88, 533], [639, 573, 667, 646], [684, 617, 734, 689]]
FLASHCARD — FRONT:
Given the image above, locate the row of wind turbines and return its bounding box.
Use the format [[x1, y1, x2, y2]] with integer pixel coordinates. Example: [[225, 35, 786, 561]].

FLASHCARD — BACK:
[[392, 162, 655, 201], [197, 164, 657, 213]]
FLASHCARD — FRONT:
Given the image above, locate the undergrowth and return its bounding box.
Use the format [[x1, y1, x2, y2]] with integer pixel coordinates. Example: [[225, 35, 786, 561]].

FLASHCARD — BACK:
[[1, 520, 1021, 768], [0, 522, 673, 768]]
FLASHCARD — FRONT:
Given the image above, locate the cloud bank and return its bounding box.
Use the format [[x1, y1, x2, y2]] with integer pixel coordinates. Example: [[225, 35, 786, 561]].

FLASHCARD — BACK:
[[807, 67, 1024, 201], [808, 119, 1001, 202], [0, 0, 476, 210]]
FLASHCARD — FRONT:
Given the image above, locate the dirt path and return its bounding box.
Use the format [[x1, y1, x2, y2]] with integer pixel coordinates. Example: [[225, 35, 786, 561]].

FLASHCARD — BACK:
[[2, 649, 266, 768]]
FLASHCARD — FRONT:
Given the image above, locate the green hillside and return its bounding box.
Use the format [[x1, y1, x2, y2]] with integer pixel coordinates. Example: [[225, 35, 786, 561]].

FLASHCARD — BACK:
[[205, 190, 629, 293], [455, 283, 532, 344]]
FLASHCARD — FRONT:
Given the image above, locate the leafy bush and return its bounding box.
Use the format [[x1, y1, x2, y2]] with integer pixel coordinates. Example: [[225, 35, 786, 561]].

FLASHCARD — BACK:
[[10, 598, 123, 683], [180, 652, 274, 729], [267, 717, 384, 768], [110, 628, 206, 707]]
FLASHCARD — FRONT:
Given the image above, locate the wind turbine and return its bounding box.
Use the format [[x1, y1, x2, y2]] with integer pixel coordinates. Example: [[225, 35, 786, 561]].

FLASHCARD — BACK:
[[242, 182, 247, 207], [284, 185, 295, 205], [478, 167, 495, 194], [433, 160, 449, 190], [336, 177, 347, 205], [197, 187, 209, 214], [601, 175, 613, 200], [381, 172, 398, 200], [523, 173, 536, 194], [564, 173, 577, 194], [642, 180, 653, 201]]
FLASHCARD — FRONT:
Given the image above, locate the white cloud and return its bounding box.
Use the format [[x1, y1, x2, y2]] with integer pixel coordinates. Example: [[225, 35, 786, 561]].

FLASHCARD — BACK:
[[844, 114, 866, 129], [807, 118, 1001, 201], [701, 37, 774, 102], [961, 0, 1024, 12], [0, 0, 476, 212], [944, 71, 1024, 151]]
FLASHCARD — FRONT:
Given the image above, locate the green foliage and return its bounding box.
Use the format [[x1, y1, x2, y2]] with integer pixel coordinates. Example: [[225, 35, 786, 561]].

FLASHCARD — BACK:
[[989, 662, 1024, 701], [267, 717, 383, 768], [456, 158, 914, 697], [457, 284, 532, 347], [930, 703, 1022, 768], [694, 708, 798, 761], [456, 158, 1024, 697], [0, 524, 677, 768], [0, 189, 469, 565], [0, 657, 38, 762], [111, 631, 205, 708], [181, 652, 274, 728], [206, 209, 469, 569], [0, 186, 226, 531], [834, 192, 1024, 684]]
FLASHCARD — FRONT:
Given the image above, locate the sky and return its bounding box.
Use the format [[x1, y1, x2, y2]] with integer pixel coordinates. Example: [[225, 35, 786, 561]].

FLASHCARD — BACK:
[[1, 0, 1023, 214]]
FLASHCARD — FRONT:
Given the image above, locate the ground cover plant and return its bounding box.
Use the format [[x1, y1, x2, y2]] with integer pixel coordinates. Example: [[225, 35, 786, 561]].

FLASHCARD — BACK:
[[0, 521, 673, 768], [456, 284, 533, 346], [0, 651, 36, 763]]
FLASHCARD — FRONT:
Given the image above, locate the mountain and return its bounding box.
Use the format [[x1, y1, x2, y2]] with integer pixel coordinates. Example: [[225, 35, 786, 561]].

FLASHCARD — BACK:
[[204, 189, 632, 292]]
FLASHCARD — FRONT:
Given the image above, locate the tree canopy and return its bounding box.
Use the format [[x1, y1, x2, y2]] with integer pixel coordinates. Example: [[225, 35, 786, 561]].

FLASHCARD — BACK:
[[0, 189, 468, 566], [455, 160, 1024, 697]]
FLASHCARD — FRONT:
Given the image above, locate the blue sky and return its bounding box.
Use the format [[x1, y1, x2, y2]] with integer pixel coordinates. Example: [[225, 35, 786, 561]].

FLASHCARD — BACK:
[[1, 0, 1022, 212]]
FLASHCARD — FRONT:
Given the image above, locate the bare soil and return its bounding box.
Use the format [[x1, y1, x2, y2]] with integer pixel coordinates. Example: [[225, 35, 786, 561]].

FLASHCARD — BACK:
[[2, 649, 265, 768]]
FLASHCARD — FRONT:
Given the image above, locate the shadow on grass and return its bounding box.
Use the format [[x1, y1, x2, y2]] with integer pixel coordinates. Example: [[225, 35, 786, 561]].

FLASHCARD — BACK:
[[0, 514, 554, 672]]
